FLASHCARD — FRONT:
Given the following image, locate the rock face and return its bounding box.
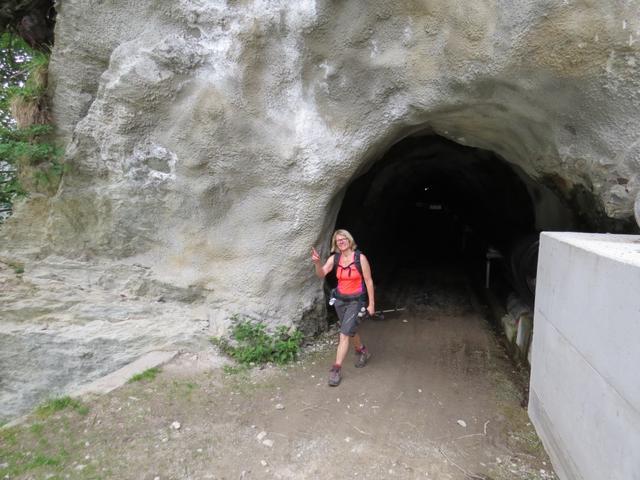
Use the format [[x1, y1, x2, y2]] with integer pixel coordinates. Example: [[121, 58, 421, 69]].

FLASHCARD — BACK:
[[1, 0, 640, 417]]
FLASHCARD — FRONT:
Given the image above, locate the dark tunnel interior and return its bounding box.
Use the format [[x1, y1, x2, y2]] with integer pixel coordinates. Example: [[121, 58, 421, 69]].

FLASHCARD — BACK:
[[333, 134, 556, 307]]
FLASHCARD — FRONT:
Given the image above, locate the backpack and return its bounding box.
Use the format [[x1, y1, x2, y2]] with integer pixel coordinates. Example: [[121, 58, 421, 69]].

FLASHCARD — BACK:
[[332, 250, 367, 300]]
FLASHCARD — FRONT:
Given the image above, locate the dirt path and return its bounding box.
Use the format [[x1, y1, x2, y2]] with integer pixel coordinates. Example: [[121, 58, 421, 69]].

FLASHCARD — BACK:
[[1, 266, 556, 479]]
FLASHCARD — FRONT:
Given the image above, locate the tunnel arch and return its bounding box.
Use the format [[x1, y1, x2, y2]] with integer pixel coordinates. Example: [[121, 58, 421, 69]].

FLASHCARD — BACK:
[[330, 132, 578, 304]]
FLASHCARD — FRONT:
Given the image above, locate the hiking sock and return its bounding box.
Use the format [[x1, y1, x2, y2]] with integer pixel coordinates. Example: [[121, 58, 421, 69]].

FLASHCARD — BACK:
[[333, 363, 342, 370], [355, 345, 367, 354]]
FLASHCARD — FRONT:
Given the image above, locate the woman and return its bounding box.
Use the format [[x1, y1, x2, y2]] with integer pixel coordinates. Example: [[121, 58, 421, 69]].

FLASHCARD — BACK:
[[311, 229, 375, 387]]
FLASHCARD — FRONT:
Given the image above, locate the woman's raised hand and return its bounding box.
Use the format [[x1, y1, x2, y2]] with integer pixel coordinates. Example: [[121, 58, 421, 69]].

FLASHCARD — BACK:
[[311, 247, 321, 264]]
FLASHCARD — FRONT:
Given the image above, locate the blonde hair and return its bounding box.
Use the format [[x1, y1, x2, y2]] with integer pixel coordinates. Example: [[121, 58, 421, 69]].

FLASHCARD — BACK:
[[331, 229, 357, 253]]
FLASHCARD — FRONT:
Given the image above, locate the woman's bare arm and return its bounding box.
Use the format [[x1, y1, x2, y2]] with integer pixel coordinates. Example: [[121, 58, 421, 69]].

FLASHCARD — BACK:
[[312, 247, 335, 278]]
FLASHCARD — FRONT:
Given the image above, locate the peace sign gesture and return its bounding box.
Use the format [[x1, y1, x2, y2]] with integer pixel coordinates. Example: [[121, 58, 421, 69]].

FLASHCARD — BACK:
[[311, 246, 321, 264]]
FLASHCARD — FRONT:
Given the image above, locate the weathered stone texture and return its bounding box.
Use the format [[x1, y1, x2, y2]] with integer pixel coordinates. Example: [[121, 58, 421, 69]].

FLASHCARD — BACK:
[[10, 0, 640, 322], [2, 0, 640, 418], [47, 1, 640, 312]]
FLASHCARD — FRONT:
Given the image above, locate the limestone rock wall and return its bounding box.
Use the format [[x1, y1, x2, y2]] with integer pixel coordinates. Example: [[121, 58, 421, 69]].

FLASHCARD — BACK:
[[5, 0, 640, 327]]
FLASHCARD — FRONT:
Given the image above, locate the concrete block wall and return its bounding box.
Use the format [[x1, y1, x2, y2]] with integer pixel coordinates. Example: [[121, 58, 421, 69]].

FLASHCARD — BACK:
[[529, 232, 640, 480]]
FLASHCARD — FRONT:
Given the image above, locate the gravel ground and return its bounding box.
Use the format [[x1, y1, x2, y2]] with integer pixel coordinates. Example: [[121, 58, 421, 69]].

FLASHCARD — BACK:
[[0, 264, 556, 480]]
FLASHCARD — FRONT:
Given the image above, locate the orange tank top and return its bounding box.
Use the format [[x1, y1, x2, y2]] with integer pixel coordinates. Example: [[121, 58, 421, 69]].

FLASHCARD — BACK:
[[336, 254, 364, 295]]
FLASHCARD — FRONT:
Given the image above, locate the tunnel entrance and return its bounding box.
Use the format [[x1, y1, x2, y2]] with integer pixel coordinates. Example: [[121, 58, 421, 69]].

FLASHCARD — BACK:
[[333, 133, 568, 310]]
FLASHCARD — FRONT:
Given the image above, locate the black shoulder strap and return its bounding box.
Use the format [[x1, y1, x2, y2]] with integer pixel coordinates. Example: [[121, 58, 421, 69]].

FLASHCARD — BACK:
[[355, 250, 366, 296], [332, 252, 341, 275], [333, 251, 364, 276], [354, 250, 363, 275]]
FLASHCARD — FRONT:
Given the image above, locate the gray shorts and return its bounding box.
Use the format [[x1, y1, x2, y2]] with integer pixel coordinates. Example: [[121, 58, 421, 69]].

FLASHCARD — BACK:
[[334, 296, 365, 337]]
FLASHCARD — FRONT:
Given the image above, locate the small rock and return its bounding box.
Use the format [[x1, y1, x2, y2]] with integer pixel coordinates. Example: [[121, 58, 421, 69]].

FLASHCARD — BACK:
[[262, 439, 274, 447], [154, 477, 160, 480], [275, 403, 284, 410], [402, 319, 408, 323], [457, 420, 467, 428], [171, 421, 181, 430], [256, 431, 267, 441], [75, 465, 86, 471], [418, 389, 422, 393], [261, 460, 268, 466]]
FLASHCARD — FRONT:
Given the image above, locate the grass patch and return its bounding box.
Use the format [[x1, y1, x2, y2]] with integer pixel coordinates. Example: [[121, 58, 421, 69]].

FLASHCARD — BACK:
[[0, 449, 69, 478], [0, 424, 70, 478], [25, 452, 62, 468], [128, 367, 161, 383], [35, 396, 89, 418], [5, 260, 24, 274], [29, 422, 44, 436], [211, 316, 304, 366], [222, 364, 250, 375], [0, 426, 18, 446], [167, 380, 200, 401]]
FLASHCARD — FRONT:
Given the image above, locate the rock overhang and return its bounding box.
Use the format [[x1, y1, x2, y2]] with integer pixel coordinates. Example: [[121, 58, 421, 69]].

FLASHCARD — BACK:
[[3, 0, 640, 327]]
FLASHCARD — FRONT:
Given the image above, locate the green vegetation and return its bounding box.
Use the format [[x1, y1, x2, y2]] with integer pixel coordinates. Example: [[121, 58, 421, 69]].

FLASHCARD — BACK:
[[0, 124, 64, 193], [128, 367, 161, 383], [5, 49, 49, 124], [0, 34, 30, 128], [0, 32, 63, 221], [212, 316, 304, 366], [35, 396, 89, 418], [0, 395, 91, 478], [0, 423, 71, 478], [29, 422, 44, 436], [0, 1, 56, 51], [222, 364, 250, 375], [168, 379, 199, 401], [3, 259, 24, 274]]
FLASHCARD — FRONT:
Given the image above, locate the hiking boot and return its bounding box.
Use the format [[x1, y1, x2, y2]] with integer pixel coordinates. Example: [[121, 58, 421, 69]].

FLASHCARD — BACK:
[[328, 366, 342, 386], [355, 350, 371, 368]]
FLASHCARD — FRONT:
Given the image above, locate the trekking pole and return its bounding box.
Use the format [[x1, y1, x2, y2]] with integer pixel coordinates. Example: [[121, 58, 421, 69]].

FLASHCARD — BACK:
[[375, 307, 406, 314]]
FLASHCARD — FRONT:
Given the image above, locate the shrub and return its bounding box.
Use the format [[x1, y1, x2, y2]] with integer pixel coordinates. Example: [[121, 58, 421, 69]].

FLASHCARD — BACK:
[[0, 124, 64, 197], [212, 317, 304, 366], [8, 51, 49, 127], [0, 34, 63, 220]]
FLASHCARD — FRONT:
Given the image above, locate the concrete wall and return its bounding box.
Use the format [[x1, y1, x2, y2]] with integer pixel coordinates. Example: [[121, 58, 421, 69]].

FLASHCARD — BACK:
[[529, 232, 640, 480]]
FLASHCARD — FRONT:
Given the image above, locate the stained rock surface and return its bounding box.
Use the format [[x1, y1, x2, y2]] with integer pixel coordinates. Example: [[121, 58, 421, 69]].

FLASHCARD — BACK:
[[2, 0, 640, 418]]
